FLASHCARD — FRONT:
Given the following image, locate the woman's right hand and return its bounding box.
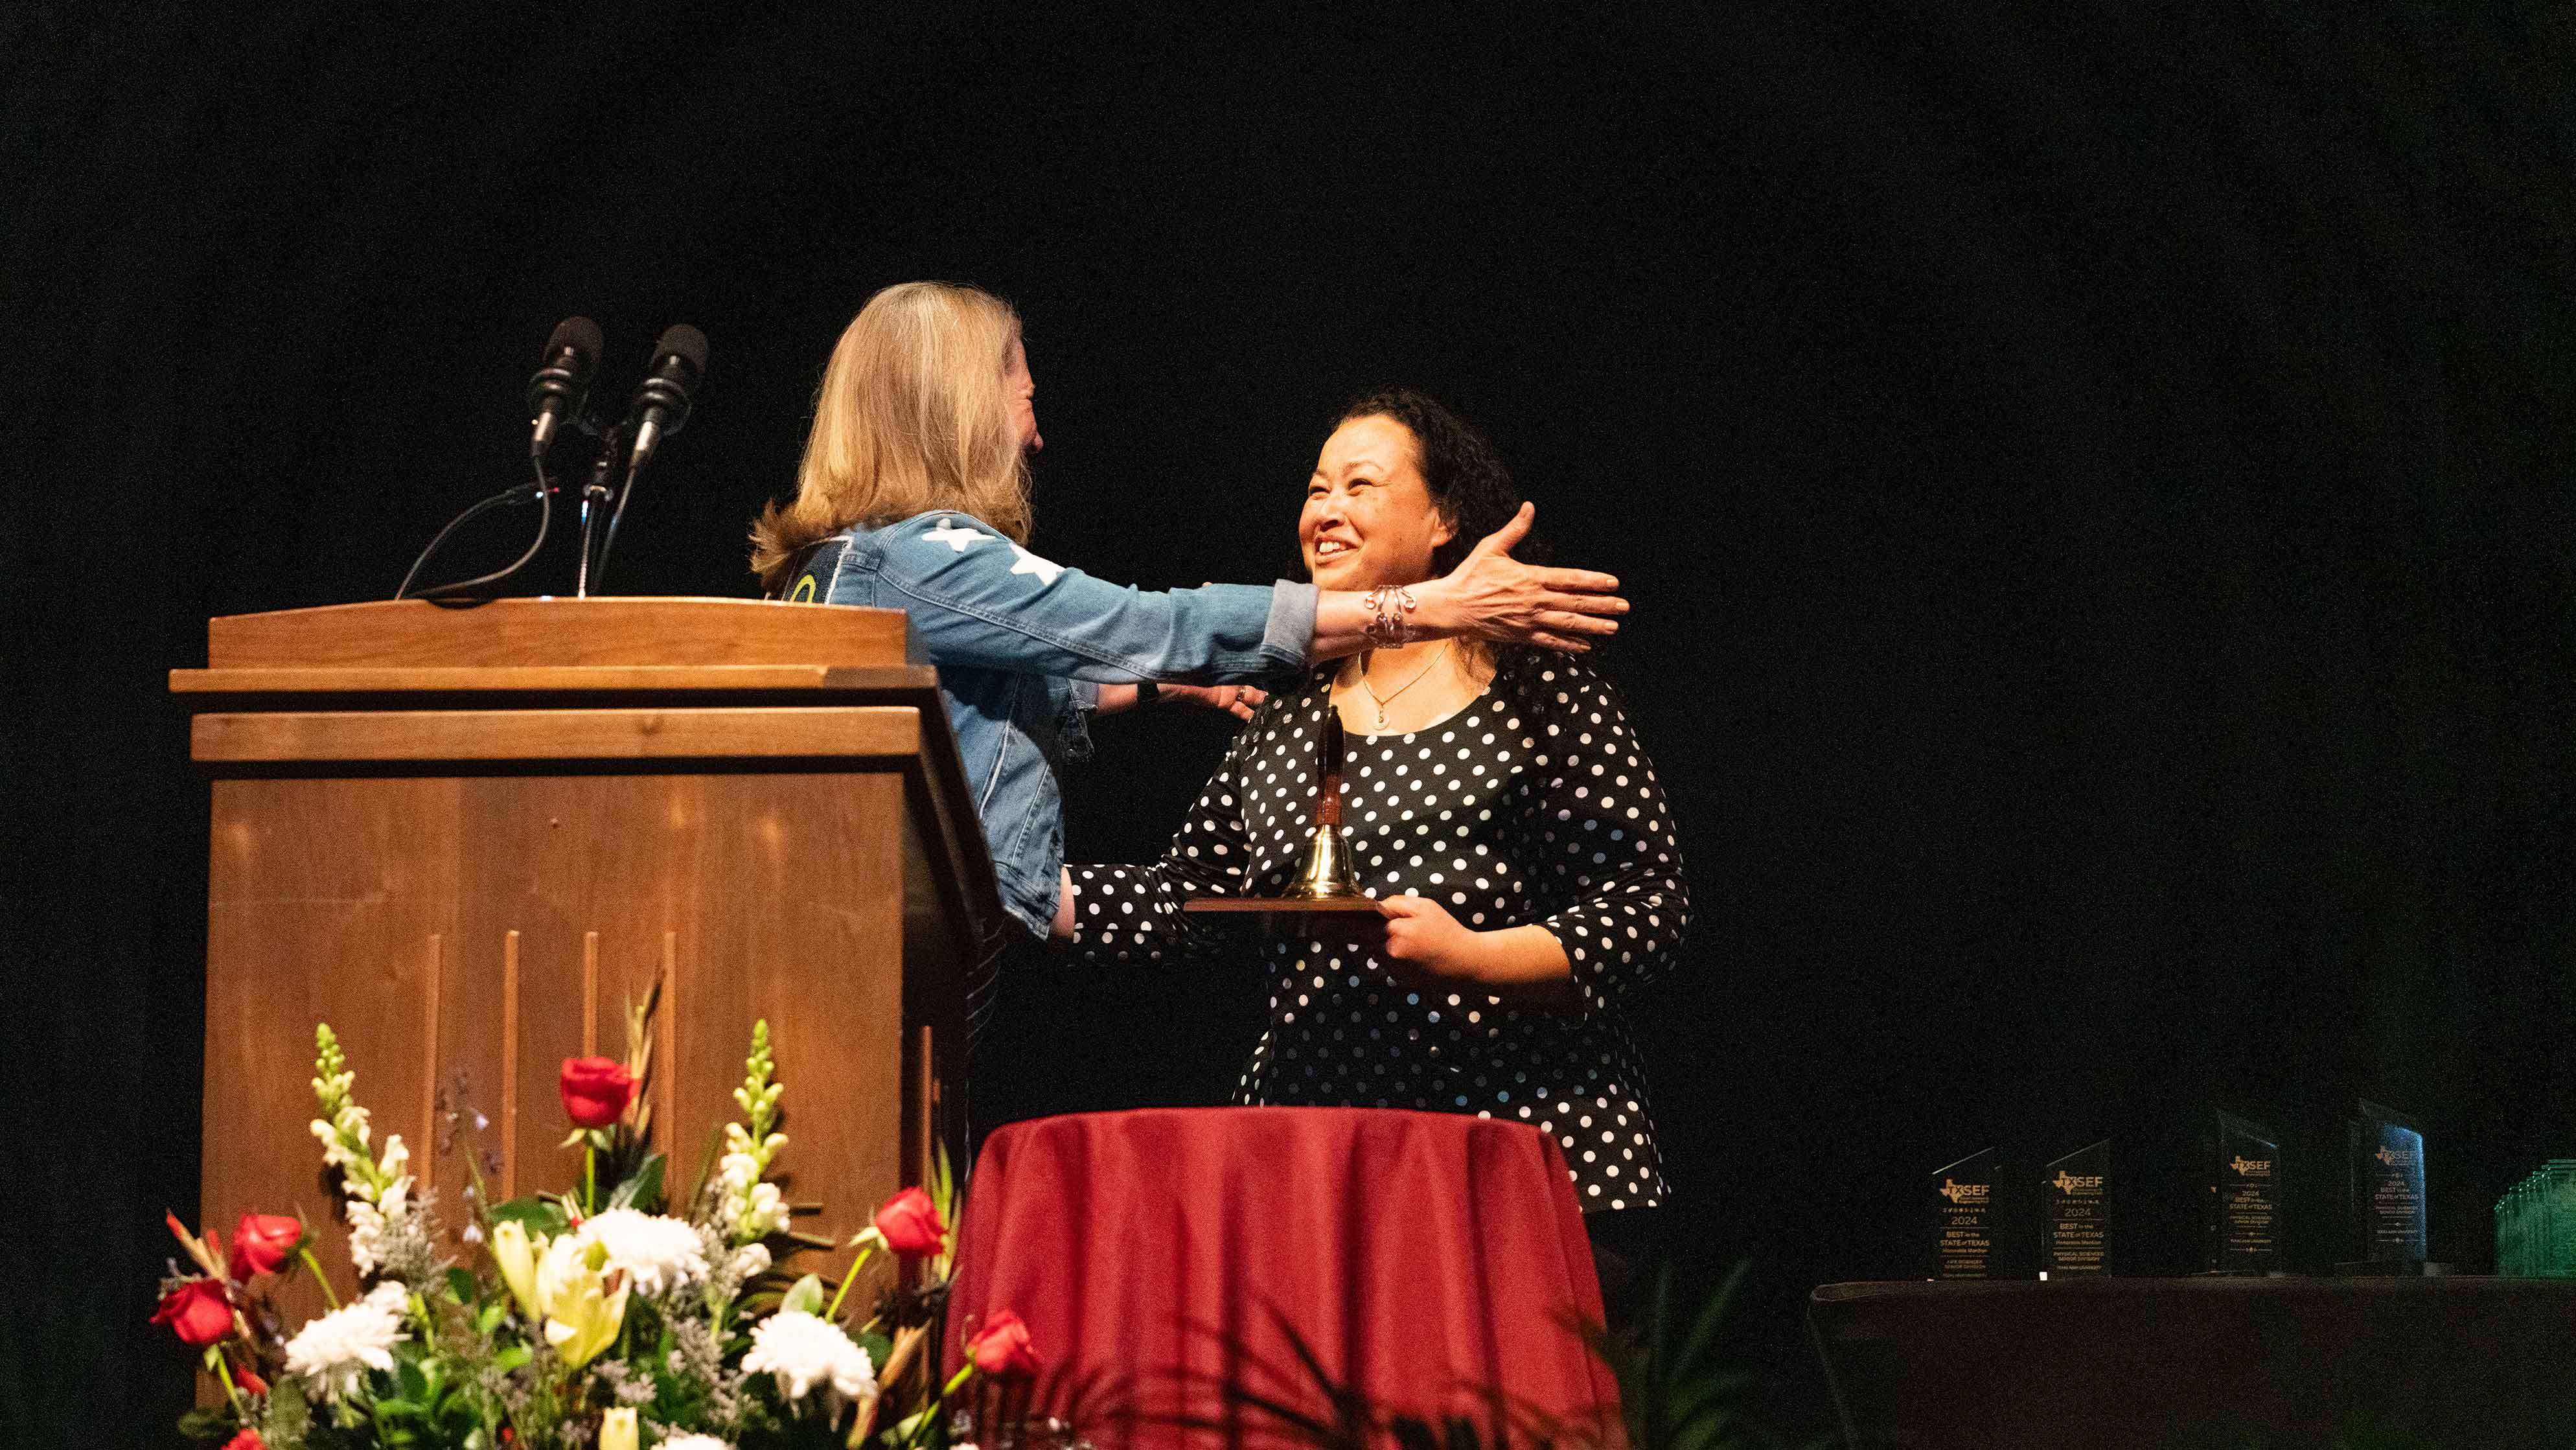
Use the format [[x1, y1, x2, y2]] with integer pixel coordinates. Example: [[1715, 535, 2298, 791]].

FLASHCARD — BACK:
[[1416, 503, 1627, 652], [1160, 683, 1265, 720]]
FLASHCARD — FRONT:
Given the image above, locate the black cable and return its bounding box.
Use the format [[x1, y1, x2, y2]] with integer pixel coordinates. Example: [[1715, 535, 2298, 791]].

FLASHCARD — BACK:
[[590, 455, 642, 588], [395, 455, 555, 601]]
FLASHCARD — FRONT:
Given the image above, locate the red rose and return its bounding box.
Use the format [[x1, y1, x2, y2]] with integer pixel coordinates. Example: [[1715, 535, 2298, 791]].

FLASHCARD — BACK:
[[871, 1187, 947, 1258], [227, 1213, 303, 1280], [965, 1310, 1038, 1377], [222, 1429, 266, 1450], [235, 1361, 270, 1396], [558, 1057, 636, 1129], [152, 1279, 234, 1346]]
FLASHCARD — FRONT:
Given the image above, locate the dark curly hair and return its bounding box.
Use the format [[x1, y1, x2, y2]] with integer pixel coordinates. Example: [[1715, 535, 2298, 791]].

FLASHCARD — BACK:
[[1331, 387, 1542, 576], [1328, 389, 1567, 690]]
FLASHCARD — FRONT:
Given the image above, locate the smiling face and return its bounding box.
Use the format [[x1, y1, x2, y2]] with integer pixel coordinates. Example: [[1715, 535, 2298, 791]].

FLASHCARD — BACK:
[[1301, 414, 1456, 590]]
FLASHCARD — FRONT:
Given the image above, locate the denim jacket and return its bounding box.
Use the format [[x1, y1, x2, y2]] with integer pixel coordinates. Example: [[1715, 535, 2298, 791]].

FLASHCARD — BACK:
[[786, 511, 1318, 940]]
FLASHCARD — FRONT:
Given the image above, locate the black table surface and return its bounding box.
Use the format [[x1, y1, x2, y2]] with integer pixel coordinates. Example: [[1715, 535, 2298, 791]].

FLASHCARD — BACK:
[[1808, 1276, 2576, 1449]]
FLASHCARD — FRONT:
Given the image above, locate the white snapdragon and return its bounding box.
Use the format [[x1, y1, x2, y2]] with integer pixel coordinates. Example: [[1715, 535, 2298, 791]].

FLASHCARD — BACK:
[[741, 1309, 878, 1407], [719, 1123, 790, 1243], [344, 1172, 413, 1275], [282, 1281, 411, 1400], [567, 1208, 710, 1297], [719, 1022, 789, 1245]]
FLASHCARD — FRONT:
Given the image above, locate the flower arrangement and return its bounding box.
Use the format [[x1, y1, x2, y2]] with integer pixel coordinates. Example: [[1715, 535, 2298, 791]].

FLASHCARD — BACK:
[[155, 1009, 1052, 1450]]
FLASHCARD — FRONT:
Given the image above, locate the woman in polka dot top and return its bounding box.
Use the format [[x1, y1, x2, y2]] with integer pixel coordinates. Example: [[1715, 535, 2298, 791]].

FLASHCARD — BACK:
[[1052, 389, 1691, 1239]]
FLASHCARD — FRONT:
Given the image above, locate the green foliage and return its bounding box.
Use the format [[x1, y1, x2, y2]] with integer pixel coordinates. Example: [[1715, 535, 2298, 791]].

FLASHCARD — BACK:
[[1197, 1261, 1816, 1450], [779, 1272, 829, 1317], [605, 1151, 666, 1212], [926, 1138, 960, 1282], [1581, 1263, 1802, 1450], [268, 1377, 314, 1445], [485, 1195, 571, 1240], [284, 1335, 502, 1450]]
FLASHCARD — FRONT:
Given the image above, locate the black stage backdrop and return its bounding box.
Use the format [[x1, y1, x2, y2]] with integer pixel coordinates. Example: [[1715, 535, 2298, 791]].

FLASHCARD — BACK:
[[5, 3, 2571, 1440]]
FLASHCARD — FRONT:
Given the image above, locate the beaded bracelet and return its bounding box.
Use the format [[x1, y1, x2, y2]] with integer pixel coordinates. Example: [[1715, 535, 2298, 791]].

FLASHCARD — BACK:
[[1363, 584, 1419, 649]]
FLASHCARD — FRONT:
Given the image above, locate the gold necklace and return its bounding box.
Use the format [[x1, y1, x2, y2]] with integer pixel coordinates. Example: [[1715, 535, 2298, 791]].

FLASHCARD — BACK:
[[1353, 641, 1453, 733]]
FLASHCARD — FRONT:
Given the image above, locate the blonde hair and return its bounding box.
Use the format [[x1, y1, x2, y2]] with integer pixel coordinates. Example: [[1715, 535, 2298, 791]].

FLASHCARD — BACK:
[[750, 281, 1034, 593]]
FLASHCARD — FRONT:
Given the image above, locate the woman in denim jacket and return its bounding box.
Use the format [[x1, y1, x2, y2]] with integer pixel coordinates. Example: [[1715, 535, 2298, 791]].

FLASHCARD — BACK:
[[751, 282, 1628, 1055]]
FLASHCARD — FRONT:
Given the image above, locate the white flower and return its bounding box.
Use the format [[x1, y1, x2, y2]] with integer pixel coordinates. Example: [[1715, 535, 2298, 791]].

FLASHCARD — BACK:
[[737, 1182, 788, 1240], [663, 1436, 735, 1450], [283, 1281, 411, 1400], [344, 1175, 413, 1275], [742, 1309, 877, 1406], [729, 1243, 772, 1281], [311, 1107, 371, 1173], [717, 1150, 788, 1241], [376, 1133, 409, 1186], [567, 1208, 709, 1296]]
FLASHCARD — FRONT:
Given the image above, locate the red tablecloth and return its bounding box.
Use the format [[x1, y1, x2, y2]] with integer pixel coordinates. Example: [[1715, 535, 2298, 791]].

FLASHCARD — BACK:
[[941, 1106, 1618, 1446]]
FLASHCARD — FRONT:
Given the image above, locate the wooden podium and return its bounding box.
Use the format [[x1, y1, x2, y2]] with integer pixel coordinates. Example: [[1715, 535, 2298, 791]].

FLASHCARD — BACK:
[[170, 598, 993, 1318]]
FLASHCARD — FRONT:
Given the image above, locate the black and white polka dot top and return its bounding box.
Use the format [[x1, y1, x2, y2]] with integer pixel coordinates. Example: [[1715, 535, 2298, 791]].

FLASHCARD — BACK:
[[1066, 658, 1691, 1211]]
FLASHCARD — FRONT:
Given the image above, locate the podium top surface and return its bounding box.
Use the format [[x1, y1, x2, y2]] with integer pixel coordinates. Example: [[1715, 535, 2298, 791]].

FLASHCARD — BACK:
[[199, 597, 917, 671]]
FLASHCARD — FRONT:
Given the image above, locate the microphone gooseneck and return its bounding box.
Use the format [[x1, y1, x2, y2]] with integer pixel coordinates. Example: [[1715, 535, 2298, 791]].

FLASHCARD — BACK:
[[581, 324, 709, 595], [622, 324, 707, 472], [525, 316, 602, 462]]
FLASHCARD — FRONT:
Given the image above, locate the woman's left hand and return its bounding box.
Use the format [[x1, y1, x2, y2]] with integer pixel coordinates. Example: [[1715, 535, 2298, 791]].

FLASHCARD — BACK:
[[1377, 894, 1484, 984], [1160, 684, 1264, 720]]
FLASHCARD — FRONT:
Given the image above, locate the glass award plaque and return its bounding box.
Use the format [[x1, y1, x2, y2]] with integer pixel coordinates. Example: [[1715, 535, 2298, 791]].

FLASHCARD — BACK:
[[2496, 1160, 2576, 1276], [2040, 1139, 2110, 1278], [2205, 1110, 2281, 1274], [1931, 1148, 2004, 1280], [2349, 1099, 2427, 1265]]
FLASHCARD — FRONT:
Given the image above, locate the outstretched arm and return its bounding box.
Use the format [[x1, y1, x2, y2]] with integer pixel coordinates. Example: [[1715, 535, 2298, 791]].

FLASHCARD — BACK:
[[877, 503, 1626, 685], [1317, 503, 1627, 658], [1053, 724, 1259, 960]]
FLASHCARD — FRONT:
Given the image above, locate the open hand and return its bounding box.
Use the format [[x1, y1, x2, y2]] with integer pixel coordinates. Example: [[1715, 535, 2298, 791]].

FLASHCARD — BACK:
[[1421, 503, 1627, 653]]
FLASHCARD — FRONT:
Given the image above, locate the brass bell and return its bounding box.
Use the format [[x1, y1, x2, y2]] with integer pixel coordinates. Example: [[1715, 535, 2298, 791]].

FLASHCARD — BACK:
[[1282, 820, 1362, 899], [1281, 708, 1362, 899]]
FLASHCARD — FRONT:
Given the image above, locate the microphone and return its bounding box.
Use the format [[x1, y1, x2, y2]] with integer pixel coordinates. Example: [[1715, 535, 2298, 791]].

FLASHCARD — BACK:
[[523, 316, 601, 462], [620, 324, 707, 472]]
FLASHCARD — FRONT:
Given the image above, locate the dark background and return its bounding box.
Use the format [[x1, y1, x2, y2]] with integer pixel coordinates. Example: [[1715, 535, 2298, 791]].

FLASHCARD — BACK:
[[5, 2, 2571, 1441]]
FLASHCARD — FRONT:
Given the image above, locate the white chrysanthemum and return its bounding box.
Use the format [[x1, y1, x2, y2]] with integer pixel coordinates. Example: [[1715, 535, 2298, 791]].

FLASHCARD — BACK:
[[742, 1309, 877, 1405], [345, 1174, 413, 1275], [283, 1281, 411, 1400], [568, 1208, 710, 1296], [663, 1436, 735, 1450]]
